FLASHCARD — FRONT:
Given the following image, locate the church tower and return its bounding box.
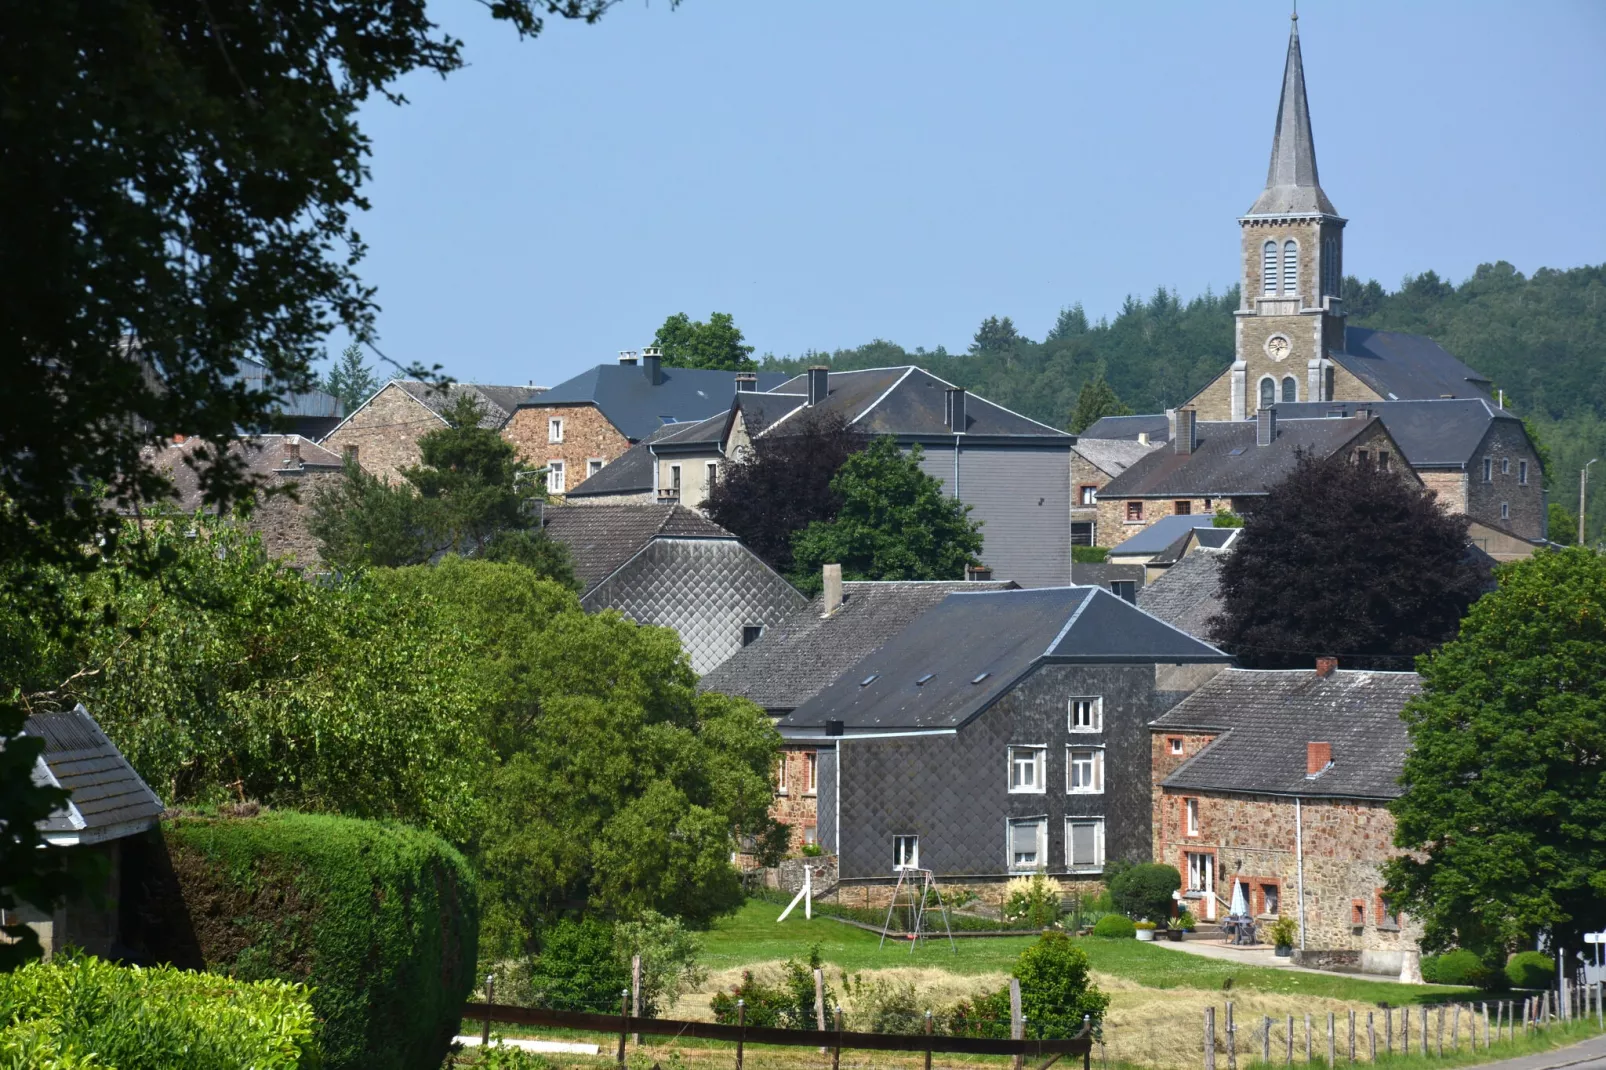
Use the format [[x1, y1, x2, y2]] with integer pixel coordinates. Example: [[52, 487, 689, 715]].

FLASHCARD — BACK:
[[1230, 13, 1347, 420]]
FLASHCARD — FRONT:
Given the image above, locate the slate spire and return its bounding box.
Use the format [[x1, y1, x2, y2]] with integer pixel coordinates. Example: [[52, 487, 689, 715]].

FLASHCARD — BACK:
[[1247, 13, 1337, 216]]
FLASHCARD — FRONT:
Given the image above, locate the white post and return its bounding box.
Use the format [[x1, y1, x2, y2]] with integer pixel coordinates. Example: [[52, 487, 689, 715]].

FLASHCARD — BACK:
[[778, 870, 810, 922], [804, 865, 813, 921]]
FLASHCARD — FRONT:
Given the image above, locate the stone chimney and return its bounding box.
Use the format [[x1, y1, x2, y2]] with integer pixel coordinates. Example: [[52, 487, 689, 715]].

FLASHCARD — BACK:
[[735, 372, 758, 393], [1315, 655, 1338, 678], [283, 435, 302, 468], [945, 387, 967, 433], [618, 350, 639, 366], [808, 366, 829, 406], [821, 563, 843, 615], [342, 443, 359, 466], [1173, 409, 1197, 455], [1306, 741, 1332, 776], [1257, 407, 1277, 447], [641, 346, 663, 386]]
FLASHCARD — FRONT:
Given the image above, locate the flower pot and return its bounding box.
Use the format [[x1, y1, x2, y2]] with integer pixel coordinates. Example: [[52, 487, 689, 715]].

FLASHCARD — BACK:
[[1165, 928, 1185, 942], [1275, 945, 1292, 958], [1136, 929, 1155, 942]]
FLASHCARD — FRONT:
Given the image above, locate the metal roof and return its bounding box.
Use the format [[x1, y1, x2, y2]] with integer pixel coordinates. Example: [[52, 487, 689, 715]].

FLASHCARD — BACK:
[[529, 364, 790, 441], [765, 367, 1070, 440], [1110, 515, 1220, 556], [26, 706, 165, 845], [1080, 414, 1171, 442], [1271, 397, 1515, 468]]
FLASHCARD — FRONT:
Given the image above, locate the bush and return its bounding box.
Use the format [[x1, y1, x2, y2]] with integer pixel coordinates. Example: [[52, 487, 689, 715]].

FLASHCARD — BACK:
[[527, 918, 630, 1012], [1002, 873, 1064, 928], [0, 952, 317, 1069], [1175, 909, 1198, 930], [1108, 863, 1180, 922], [840, 973, 925, 1034], [1016, 932, 1110, 1039], [1421, 949, 1502, 988], [711, 945, 835, 1030], [614, 910, 707, 1016], [1092, 915, 1136, 938], [124, 811, 477, 1070], [1072, 546, 1109, 563], [1507, 951, 1555, 989], [1267, 917, 1299, 949]]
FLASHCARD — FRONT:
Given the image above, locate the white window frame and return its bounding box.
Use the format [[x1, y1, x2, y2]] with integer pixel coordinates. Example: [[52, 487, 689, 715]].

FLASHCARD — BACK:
[[1501, 457, 1511, 475], [1068, 697, 1102, 733], [776, 754, 788, 795], [548, 417, 564, 444], [1066, 746, 1104, 795], [1065, 817, 1105, 872], [1169, 737, 1184, 755], [1259, 376, 1276, 411], [804, 751, 818, 795], [1079, 485, 1097, 506], [1008, 746, 1046, 794], [1185, 797, 1200, 837], [1262, 240, 1279, 295], [1282, 238, 1299, 296], [894, 834, 920, 870], [1501, 501, 1510, 520], [547, 459, 566, 494], [706, 461, 718, 489], [1519, 460, 1529, 486], [587, 457, 604, 479], [1007, 817, 1047, 873]]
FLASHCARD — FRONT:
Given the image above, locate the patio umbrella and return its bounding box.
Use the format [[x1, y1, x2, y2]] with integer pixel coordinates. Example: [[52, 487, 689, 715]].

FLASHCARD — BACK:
[[1230, 880, 1249, 917]]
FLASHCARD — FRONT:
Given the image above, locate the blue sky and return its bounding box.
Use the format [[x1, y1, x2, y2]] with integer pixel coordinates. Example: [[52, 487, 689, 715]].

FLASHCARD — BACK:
[[344, 0, 1606, 389]]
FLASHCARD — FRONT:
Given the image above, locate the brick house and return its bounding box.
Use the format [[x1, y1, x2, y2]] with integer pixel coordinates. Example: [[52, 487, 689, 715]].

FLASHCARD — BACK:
[[1072, 439, 1158, 548], [505, 351, 788, 498], [774, 586, 1230, 903], [321, 380, 538, 485], [699, 568, 1017, 852], [1150, 662, 1424, 975]]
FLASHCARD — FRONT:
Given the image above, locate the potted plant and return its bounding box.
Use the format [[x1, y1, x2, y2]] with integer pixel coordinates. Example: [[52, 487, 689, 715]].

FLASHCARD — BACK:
[[1167, 909, 1197, 942], [1134, 920, 1157, 942], [1268, 916, 1298, 957]]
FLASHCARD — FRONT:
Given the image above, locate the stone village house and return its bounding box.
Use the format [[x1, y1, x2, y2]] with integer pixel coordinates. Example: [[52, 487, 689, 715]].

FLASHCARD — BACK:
[[321, 380, 539, 485]]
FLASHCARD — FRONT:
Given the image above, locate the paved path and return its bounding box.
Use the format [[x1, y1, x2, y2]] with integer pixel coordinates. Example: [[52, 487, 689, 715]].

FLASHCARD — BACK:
[[1469, 1031, 1606, 1070], [1149, 935, 1394, 980]]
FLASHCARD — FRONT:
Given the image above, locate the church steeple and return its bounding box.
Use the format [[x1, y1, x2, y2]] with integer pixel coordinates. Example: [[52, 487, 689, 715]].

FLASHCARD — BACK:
[[1247, 13, 1337, 217]]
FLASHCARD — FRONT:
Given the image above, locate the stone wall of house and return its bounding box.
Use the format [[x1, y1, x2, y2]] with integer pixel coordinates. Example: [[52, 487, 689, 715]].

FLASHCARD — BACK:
[[503, 403, 631, 497], [772, 746, 821, 851], [1095, 496, 1240, 548], [321, 383, 445, 485], [1464, 419, 1545, 541], [829, 876, 1107, 913], [252, 468, 342, 569], [1418, 470, 1467, 515], [657, 451, 723, 510]]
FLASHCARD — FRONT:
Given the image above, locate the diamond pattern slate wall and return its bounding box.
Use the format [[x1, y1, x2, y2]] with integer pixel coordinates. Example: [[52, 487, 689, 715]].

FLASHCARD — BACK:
[[816, 746, 838, 854], [836, 664, 1183, 882], [581, 538, 806, 675]]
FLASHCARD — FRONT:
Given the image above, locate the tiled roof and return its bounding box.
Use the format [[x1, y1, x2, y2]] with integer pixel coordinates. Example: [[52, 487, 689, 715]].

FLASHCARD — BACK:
[[697, 580, 1017, 712], [1080, 414, 1171, 442], [1136, 549, 1225, 640], [566, 426, 680, 498], [393, 380, 540, 430], [1153, 669, 1423, 799], [26, 705, 165, 843], [1097, 416, 1376, 499], [1331, 327, 1493, 404], [529, 364, 791, 442], [541, 503, 732, 593], [1272, 397, 1515, 468], [1073, 439, 1157, 478], [1069, 562, 1146, 594], [141, 436, 342, 512]]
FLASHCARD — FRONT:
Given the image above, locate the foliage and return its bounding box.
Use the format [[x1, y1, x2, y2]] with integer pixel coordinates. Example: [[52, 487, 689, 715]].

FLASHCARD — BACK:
[[1175, 909, 1198, 931], [1210, 450, 1487, 669], [702, 411, 866, 573], [0, 707, 72, 970], [0, 952, 317, 1070], [1385, 548, 1606, 957], [525, 918, 630, 1013], [614, 910, 708, 1017], [473, 1042, 561, 1070], [1091, 915, 1136, 939], [1068, 374, 1132, 433], [1420, 950, 1501, 989], [789, 438, 984, 594], [304, 458, 444, 568], [711, 946, 835, 1030], [1015, 932, 1109, 1038], [1212, 509, 1244, 528], [970, 316, 1026, 355], [1267, 917, 1299, 949], [653, 312, 756, 371], [1002, 874, 1064, 928], [322, 343, 381, 412], [800, 842, 825, 857], [147, 810, 478, 1070], [1548, 502, 1579, 545], [1108, 863, 1180, 922], [1505, 951, 1555, 990], [481, 529, 581, 590], [1071, 546, 1109, 563], [944, 984, 1014, 1037], [840, 973, 924, 1034]]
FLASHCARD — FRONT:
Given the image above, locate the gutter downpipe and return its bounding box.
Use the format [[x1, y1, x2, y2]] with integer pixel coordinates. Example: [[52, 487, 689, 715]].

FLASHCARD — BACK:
[[1295, 796, 1307, 951], [953, 434, 961, 500]]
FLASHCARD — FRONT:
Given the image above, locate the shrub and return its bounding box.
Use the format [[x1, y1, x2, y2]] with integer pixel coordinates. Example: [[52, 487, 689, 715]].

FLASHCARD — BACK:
[[1015, 932, 1110, 1039], [945, 984, 1014, 1038], [840, 973, 924, 1034], [1091, 915, 1135, 939], [527, 918, 630, 1013], [1507, 951, 1555, 989], [1133, 920, 1157, 931], [1108, 863, 1180, 921], [711, 945, 835, 1030], [1267, 917, 1299, 949], [1002, 873, 1064, 928], [0, 952, 317, 1069], [1421, 949, 1502, 988], [123, 811, 477, 1070], [1072, 546, 1109, 563], [1175, 909, 1198, 930], [614, 910, 707, 1016]]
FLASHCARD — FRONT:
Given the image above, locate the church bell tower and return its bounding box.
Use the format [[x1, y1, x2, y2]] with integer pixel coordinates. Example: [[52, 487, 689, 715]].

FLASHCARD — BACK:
[[1232, 13, 1347, 420]]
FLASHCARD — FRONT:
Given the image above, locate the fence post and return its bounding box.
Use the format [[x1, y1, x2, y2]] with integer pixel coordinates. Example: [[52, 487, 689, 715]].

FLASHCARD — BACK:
[[1420, 1006, 1428, 1056], [1437, 1004, 1445, 1056], [1226, 1001, 1237, 1070], [1205, 1006, 1217, 1070], [617, 989, 629, 1069], [1452, 1004, 1460, 1052], [1402, 1005, 1409, 1054], [1305, 1013, 1312, 1064], [736, 998, 746, 1070], [1348, 1009, 1355, 1062], [1286, 1014, 1294, 1065], [632, 955, 642, 1046], [483, 973, 495, 1048], [1263, 1015, 1272, 1063], [925, 1010, 934, 1070], [815, 968, 828, 1055], [1011, 978, 1024, 1070], [1084, 1015, 1093, 1070], [1328, 1012, 1336, 1068], [833, 1006, 843, 1070], [1367, 1012, 1375, 1063]]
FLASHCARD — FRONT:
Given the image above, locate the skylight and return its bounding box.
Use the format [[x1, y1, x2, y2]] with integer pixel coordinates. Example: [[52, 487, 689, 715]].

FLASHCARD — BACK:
[[971, 672, 991, 685], [916, 673, 935, 685], [1229, 447, 1246, 456], [860, 674, 878, 687]]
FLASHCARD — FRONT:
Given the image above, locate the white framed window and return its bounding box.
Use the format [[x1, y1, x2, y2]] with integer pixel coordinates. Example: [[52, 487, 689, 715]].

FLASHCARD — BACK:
[[1067, 747, 1104, 794], [1079, 485, 1097, 506], [803, 826, 817, 846], [1068, 697, 1102, 733], [1169, 737, 1184, 755], [1008, 746, 1046, 793], [1109, 580, 1136, 604], [706, 461, 718, 489], [587, 458, 604, 478], [1501, 501, 1510, 520], [1262, 241, 1279, 295], [1519, 460, 1529, 486], [741, 624, 765, 647], [1066, 818, 1105, 872], [668, 463, 682, 499], [1259, 377, 1275, 410], [804, 751, 818, 795], [894, 835, 920, 870], [547, 459, 566, 494], [1185, 797, 1200, 837], [548, 417, 564, 444], [776, 755, 788, 795], [1008, 818, 1046, 872]]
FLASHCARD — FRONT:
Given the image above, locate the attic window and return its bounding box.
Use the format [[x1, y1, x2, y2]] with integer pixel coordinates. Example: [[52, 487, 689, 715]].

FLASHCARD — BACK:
[[860, 674, 879, 687], [916, 673, 936, 686], [1229, 447, 1245, 456], [971, 672, 991, 685]]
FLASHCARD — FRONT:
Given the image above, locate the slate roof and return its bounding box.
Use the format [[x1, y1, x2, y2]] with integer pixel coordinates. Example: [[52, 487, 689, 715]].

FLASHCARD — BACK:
[[390, 380, 539, 430], [1153, 669, 1423, 800], [1272, 397, 1514, 468], [779, 587, 1229, 733], [1069, 562, 1146, 595], [764, 367, 1069, 440], [565, 426, 680, 498], [1080, 414, 1171, 442], [1332, 327, 1493, 404], [1073, 439, 1157, 479], [1245, 16, 1337, 217], [141, 435, 343, 512], [1110, 515, 1220, 556], [697, 580, 1018, 712], [1136, 549, 1225, 640], [528, 364, 790, 442], [25, 705, 165, 844], [1097, 416, 1377, 499], [1149, 526, 1240, 568], [541, 503, 733, 593]]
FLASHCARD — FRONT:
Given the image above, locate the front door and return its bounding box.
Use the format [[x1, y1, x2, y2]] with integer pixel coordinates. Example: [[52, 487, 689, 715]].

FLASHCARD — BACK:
[[1186, 852, 1216, 921]]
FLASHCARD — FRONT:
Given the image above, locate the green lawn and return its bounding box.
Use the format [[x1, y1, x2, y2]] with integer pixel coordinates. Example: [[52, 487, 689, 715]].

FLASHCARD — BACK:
[[704, 899, 1465, 1005]]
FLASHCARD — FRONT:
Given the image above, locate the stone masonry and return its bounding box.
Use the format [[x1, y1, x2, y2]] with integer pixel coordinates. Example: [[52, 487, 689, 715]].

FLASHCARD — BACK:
[[321, 382, 449, 485], [503, 403, 631, 497], [772, 745, 821, 852]]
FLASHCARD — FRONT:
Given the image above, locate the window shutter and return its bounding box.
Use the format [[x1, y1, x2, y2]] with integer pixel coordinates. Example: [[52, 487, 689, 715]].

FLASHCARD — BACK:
[[1283, 240, 1298, 295], [1011, 820, 1040, 854], [1071, 822, 1096, 867], [1263, 241, 1278, 295]]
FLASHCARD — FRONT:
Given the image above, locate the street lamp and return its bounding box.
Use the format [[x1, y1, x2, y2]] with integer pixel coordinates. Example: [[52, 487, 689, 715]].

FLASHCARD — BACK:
[[1583, 459, 1599, 547]]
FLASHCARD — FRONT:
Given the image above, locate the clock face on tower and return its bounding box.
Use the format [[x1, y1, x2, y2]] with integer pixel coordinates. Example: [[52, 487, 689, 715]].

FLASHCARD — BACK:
[[1265, 334, 1291, 362]]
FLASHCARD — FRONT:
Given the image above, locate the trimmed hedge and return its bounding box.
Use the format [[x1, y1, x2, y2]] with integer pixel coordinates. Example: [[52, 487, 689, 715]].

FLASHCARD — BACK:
[[1091, 915, 1136, 938], [1507, 951, 1555, 989], [125, 811, 477, 1070], [1421, 949, 1501, 988], [0, 952, 317, 1069]]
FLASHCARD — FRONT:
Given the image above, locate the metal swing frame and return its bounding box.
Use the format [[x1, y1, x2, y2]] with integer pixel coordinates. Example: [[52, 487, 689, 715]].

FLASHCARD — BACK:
[[877, 866, 957, 954]]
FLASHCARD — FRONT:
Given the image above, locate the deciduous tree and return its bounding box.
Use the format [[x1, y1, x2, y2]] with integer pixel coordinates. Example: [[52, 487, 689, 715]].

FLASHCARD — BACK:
[[653, 312, 756, 371]]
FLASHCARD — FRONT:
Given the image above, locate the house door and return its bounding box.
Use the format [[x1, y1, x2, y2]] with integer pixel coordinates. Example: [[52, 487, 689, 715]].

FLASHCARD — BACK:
[[1186, 852, 1216, 921]]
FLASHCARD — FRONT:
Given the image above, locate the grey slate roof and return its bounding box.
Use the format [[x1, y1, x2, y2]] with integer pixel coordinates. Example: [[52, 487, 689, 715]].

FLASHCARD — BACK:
[[779, 587, 1229, 733], [1271, 398, 1513, 470], [565, 425, 680, 498], [1153, 669, 1423, 799], [1097, 416, 1377, 499], [697, 580, 1018, 712], [541, 503, 733, 593], [528, 364, 790, 442], [1069, 562, 1146, 594], [1245, 17, 1338, 218], [1331, 328, 1493, 405], [1080, 414, 1171, 443], [392, 380, 540, 430], [26, 705, 165, 844], [765, 367, 1069, 441], [1110, 515, 1219, 556], [142, 435, 343, 512], [1073, 439, 1157, 479], [1136, 549, 1225, 640]]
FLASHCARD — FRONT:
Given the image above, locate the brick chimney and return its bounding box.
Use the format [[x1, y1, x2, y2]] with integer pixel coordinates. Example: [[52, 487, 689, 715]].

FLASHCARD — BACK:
[[966, 563, 993, 581], [283, 435, 302, 468], [1315, 655, 1338, 678], [821, 563, 843, 616], [1306, 742, 1332, 776], [1257, 407, 1277, 447], [1173, 409, 1197, 455]]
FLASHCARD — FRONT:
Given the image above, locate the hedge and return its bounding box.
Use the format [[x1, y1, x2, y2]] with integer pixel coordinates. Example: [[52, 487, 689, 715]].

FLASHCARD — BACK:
[[0, 952, 317, 1069], [1091, 915, 1136, 938], [1506, 951, 1555, 990], [1421, 949, 1502, 989], [124, 810, 478, 1070]]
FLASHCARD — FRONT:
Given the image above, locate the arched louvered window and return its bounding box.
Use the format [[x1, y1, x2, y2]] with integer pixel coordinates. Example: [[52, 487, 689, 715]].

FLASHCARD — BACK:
[[1282, 376, 1297, 403], [1262, 241, 1279, 295], [1283, 239, 1299, 297], [1259, 378, 1276, 410]]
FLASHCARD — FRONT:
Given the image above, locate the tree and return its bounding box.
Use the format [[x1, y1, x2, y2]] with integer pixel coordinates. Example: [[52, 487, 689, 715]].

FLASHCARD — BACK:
[[653, 312, 756, 371], [323, 343, 381, 411], [789, 438, 983, 595], [1384, 548, 1606, 957], [702, 412, 866, 573], [1068, 373, 1132, 433], [1046, 304, 1089, 342], [1549, 501, 1579, 545], [1013, 933, 1110, 1039], [970, 315, 1024, 354], [1209, 451, 1487, 669]]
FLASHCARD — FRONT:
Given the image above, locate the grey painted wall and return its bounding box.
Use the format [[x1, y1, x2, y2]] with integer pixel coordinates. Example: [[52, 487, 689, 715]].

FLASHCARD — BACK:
[[916, 443, 1071, 589]]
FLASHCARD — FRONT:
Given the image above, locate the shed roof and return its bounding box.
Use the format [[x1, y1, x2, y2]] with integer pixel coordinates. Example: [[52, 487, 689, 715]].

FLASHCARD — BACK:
[[25, 706, 165, 844], [541, 503, 733, 593]]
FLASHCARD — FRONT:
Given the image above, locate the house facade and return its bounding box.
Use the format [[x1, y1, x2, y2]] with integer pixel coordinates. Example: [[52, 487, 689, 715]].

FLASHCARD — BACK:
[[321, 380, 538, 484], [1071, 439, 1157, 548]]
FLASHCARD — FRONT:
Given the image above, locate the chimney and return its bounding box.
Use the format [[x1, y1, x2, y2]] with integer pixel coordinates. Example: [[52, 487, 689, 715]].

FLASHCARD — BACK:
[[945, 386, 967, 433], [821, 563, 843, 615], [1173, 409, 1197, 455], [966, 563, 993, 581], [1137, 431, 1149, 447], [1315, 655, 1338, 678], [1306, 742, 1332, 776], [807, 365, 829, 406], [1257, 407, 1277, 447], [342, 443, 359, 466], [642, 345, 663, 386], [735, 372, 758, 393], [283, 435, 302, 468], [618, 350, 639, 366]]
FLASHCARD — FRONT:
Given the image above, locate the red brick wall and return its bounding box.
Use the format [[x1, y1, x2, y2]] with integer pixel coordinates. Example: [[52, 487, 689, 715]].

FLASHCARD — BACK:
[[770, 746, 820, 852]]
